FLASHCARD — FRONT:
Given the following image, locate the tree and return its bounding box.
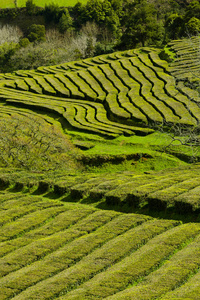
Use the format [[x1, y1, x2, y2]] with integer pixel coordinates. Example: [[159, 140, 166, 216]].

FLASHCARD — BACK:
[[165, 13, 184, 39], [84, 0, 107, 24], [27, 24, 46, 43], [26, 0, 37, 15], [120, 0, 164, 49], [161, 124, 200, 163], [58, 9, 73, 34], [85, 36, 95, 57], [185, 0, 200, 21], [71, 2, 85, 29], [186, 17, 200, 35], [44, 3, 62, 23]]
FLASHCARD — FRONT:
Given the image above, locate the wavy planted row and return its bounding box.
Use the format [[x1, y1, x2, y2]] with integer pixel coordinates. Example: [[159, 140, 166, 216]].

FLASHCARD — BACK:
[[0, 46, 199, 138]]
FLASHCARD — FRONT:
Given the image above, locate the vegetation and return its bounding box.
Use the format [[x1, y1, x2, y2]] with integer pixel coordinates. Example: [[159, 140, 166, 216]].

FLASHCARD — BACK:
[[0, 186, 200, 299], [1, 1, 200, 299], [1, 0, 200, 72]]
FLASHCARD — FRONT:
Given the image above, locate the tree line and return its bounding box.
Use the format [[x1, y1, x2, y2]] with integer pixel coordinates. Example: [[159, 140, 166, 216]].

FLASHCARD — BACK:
[[0, 0, 200, 71]]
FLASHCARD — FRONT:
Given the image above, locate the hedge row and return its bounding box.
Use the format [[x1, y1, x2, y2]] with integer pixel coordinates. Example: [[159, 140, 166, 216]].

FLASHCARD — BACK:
[[0, 209, 151, 299], [58, 222, 200, 299], [0, 45, 199, 131], [1, 164, 200, 213]]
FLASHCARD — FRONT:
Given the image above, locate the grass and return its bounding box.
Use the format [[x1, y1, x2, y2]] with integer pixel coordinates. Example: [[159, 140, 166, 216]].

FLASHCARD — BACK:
[[0, 0, 88, 9]]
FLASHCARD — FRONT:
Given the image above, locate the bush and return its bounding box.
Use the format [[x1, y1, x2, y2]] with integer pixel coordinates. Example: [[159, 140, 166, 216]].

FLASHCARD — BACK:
[[27, 24, 46, 43], [19, 38, 30, 48], [7, 42, 71, 70], [0, 42, 19, 72], [186, 17, 200, 35]]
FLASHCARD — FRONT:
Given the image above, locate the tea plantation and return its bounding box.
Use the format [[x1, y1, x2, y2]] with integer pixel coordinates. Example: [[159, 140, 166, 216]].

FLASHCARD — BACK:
[[1, 37, 200, 299]]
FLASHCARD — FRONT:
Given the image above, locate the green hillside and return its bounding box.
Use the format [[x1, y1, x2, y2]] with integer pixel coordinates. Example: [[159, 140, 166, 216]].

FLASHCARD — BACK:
[[1, 37, 200, 299]]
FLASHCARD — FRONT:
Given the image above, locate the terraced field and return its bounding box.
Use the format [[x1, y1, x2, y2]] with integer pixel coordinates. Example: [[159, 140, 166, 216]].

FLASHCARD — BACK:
[[0, 46, 200, 141], [1, 39, 200, 299], [168, 36, 200, 100]]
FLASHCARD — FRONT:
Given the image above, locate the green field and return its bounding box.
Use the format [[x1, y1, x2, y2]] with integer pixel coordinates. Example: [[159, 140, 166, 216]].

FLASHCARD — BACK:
[[0, 0, 87, 8], [0, 37, 200, 299]]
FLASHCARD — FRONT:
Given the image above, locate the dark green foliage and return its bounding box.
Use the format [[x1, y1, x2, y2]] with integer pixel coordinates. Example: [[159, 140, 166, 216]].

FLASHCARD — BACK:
[[0, 42, 19, 72], [84, 0, 110, 24], [165, 13, 184, 39], [120, 0, 164, 49], [186, 16, 200, 35], [0, 7, 20, 19], [44, 3, 63, 23], [25, 0, 37, 15], [27, 24, 46, 43], [185, 0, 200, 21], [58, 9, 73, 33]]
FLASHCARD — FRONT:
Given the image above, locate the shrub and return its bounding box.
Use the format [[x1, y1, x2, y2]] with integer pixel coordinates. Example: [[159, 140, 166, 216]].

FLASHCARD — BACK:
[[0, 42, 19, 72], [19, 37, 30, 48], [186, 17, 200, 35], [27, 24, 46, 43], [7, 43, 59, 70]]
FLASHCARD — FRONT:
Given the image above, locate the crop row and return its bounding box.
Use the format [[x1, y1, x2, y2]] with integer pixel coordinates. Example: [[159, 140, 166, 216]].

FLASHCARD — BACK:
[[0, 47, 198, 130], [133, 50, 200, 121], [1, 192, 199, 300], [59, 223, 200, 300], [105, 228, 200, 300], [167, 37, 200, 101], [5, 219, 179, 300], [0, 164, 200, 214], [68, 164, 200, 213], [0, 87, 153, 136], [0, 193, 156, 299]]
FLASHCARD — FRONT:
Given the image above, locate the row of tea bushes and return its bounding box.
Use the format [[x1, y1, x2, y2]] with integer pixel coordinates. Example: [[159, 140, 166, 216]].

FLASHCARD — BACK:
[[0, 46, 199, 136], [0, 164, 200, 214]]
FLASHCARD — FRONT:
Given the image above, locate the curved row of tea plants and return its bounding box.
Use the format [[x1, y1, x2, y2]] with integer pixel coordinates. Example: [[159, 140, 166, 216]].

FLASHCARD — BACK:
[[0, 46, 200, 138], [168, 36, 200, 100]]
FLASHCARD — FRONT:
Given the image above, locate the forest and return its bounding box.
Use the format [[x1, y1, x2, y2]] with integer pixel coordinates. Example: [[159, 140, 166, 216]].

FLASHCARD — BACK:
[[0, 0, 200, 72]]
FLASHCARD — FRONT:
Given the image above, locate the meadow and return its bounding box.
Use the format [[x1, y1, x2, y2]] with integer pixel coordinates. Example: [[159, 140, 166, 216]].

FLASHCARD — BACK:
[[0, 0, 87, 9], [0, 36, 200, 299]]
